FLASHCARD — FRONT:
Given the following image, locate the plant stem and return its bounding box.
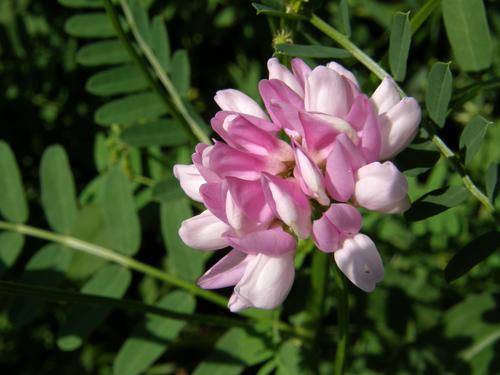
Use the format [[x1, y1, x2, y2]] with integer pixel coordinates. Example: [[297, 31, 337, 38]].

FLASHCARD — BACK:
[[118, 0, 210, 145], [0, 220, 227, 307], [309, 13, 497, 217], [332, 261, 349, 375]]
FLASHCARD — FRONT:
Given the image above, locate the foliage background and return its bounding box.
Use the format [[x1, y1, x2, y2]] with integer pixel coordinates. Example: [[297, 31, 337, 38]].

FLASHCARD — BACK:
[[0, 0, 499, 374]]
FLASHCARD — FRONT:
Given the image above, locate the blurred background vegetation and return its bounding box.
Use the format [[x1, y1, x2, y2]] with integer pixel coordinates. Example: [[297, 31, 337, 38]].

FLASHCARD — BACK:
[[0, 0, 499, 374]]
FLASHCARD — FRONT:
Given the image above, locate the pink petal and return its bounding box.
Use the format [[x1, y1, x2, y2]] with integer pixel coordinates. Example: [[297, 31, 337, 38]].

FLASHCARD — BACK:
[[305, 66, 350, 117], [336, 134, 367, 171], [291, 58, 311, 91], [324, 203, 362, 237], [261, 174, 312, 239], [173, 164, 205, 202], [259, 79, 305, 127], [267, 58, 304, 97], [312, 213, 340, 253], [199, 182, 228, 223], [224, 225, 296, 256], [379, 98, 421, 159], [326, 61, 360, 87], [214, 89, 269, 119], [226, 177, 275, 225], [208, 141, 283, 180], [371, 76, 401, 114], [293, 146, 329, 205], [354, 161, 409, 213], [198, 250, 247, 289], [325, 140, 355, 202], [192, 144, 220, 183], [228, 251, 295, 312], [360, 102, 381, 163], [334, 234, 384, 292], [179, 210, 230, 250], [299, 112, 342, 163]]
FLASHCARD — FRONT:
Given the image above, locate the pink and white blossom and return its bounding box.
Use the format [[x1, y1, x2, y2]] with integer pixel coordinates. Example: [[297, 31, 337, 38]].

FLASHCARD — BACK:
[[174, 58, 420, 312]]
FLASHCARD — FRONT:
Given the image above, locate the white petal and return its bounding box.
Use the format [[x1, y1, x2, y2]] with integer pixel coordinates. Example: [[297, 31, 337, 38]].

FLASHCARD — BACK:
[[179, 210, 230, 250], [214, 89, 269, 119], [173, 164, 205, 202], [334, 234, 384, 292], [371, 76, 401, 114], [268, 58, 304, 97], [326, 61, 360, 87]]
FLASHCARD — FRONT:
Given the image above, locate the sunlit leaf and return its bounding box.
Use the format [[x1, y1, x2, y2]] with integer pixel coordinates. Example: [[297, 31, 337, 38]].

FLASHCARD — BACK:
[[95, 91, 167, 126], [130, 0, 152, 45], [77, 40, 130, 66], [151, 16, 171, 71], [426, 62, 452, 127], [0, 232, 24, 273], [120, 119, 189, 147], [445, 231, 500, 282], [193, 328, 273, 375], [86, 65, 148, 96], [275, 43, 350, 59], [404, 185, 468, 222], [102, 167, 141, 255], [58, 264, 132, 351], [0, 141, 28, 223], [486, 163, 499, 204], [160, 199, 205, 282], [64, 13, 114, 38], [113, 291, 195, 375], [389, 12, 411, 81], [152, 175, 185, 202], [171, 50, 190, 98], [40, 145, 79, 234], [442, 0, 492, 72], [459, 116, 491, 166]]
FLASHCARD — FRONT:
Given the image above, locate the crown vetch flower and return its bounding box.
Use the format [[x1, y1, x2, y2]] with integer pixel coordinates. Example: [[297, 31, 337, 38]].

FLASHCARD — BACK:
[[175, 58, 421, 312]]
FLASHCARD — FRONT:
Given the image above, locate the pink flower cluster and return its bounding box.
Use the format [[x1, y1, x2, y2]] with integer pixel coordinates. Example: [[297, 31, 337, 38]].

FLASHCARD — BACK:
[[174, 58, 420, 312]]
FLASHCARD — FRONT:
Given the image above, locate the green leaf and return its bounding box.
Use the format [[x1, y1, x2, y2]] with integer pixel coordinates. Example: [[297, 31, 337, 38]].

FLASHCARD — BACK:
[[8, 244, 72, 328], [404, 185, 468, 222], [275, 43, 350, 59], [58, 0, 102, 8], [120, 119, 190, 147], [77, 40, 130, 66], [276, 340, 304, 375], [0, 232, 24, 273], [486, 163, 499, 204], [40, 145, 79, 234], [459, 116, 491, 166], [160, 199, 205, 282], [338, 0, 351, 37], [102, 167, 141, 255], [151, 16, 171, 71], [389, 12, 412, 82], [86, 65, 148, 96], [426, 62, 452, 127], [66, 204, 110, 280], [64, 13, 114, 38], [113, 291, 195, 375], [252, 3, 307, 20], [93, 132, 109, 172], [171, 50, 190, 98], [130, 0, 152, 45], [58, 264, 132, 351], [445, 231, 500, 282], [193, 328, 273, 375], [95, 91, 167, 126], [152, 175, 185, 202], [0, 141, 28, 223], [442, 0, 492, 72]]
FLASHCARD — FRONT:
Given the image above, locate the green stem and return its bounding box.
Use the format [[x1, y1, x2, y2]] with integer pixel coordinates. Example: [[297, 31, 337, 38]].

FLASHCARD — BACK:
[[0, 280, 250, 329], [332, 261, 349, 375], [309, 13, 496, 217], [0, 220, 227, 308], [118, 0, 210, 145]]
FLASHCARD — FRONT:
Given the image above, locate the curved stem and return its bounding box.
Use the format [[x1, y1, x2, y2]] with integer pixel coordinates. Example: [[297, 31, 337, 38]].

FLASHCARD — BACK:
[[0, 220, 227, 307], [332, 261, 349, 375], [118, 0, 210, 145], [309, 13, 497, 217]]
